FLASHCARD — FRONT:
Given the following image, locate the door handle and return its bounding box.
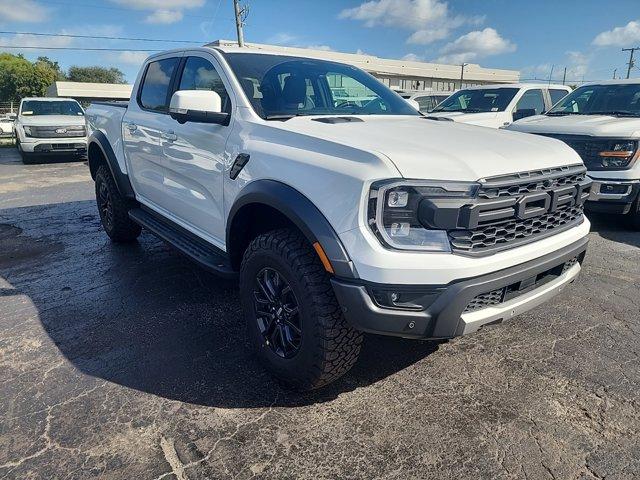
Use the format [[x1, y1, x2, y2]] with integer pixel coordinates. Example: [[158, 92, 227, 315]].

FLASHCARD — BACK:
[[125, 123, 137, 132], [161, 131, 177, 142]]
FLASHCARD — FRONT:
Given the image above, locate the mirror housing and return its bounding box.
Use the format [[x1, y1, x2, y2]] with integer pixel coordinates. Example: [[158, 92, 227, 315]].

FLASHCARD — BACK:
[[169, 90, 229, 125], [513, 108, 537, 121]]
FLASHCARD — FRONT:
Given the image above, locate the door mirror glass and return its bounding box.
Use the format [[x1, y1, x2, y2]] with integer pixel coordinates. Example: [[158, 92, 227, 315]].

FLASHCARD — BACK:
[[169, 90, 229, 125], [513, 108, 537, 121]]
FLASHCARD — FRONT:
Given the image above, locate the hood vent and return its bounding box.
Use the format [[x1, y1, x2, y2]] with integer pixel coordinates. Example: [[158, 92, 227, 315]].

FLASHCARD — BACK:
[[312, 116, 364, 124]]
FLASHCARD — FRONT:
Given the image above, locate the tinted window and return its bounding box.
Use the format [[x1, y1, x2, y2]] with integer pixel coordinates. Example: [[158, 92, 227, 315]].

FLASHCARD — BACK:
[[415, 96, 434, 111], [549, 89, 569, 106], [178, 56, 231, 113], [139, 57, 179, 112], [432, 88, 519, 113], [549, 83, 640, 116], [223, 53, 419, 119], [20, 100, 83, 116], [515, 89, 545, 115]]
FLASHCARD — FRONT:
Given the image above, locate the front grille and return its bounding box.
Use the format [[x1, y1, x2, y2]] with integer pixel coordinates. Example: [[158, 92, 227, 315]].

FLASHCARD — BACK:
[[450, 206, 584, 253], [447, 165, 590, 255], [464, 288, 505, 313], [534, 134, 621, 171], [29, 125, 86, 138]]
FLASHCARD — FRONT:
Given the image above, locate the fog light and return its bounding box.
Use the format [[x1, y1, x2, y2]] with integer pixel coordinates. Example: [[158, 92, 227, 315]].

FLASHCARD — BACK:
[[390, 222, 410, 237], [387, 190, 409, 207], [601, 183, 629, 195]]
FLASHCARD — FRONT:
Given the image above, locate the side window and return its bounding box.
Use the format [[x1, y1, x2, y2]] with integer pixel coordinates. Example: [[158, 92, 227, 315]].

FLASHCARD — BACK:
[[139, 57, 179, 112], [415, 96, 433, 111], [178, 56, 231, 113], [515, 89, 545, 115], [549, 89, 569, 106]]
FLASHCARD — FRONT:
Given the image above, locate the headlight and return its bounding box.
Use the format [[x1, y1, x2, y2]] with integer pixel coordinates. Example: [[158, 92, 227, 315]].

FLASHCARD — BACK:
[[598, 140, 638, 169], [23, 126, 32, 136], [368, 180, 479, 252]]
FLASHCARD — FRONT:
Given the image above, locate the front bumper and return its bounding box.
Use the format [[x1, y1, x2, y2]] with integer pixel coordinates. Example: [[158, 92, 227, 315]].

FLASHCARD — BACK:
[[586, 178, 640, 214], [331, 236, 588, 339], [20, 138, 87, 154]]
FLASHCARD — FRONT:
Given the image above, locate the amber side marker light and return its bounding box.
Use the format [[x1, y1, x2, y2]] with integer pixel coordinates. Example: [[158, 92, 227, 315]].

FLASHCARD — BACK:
[[598, 150, 635, 157], [312, 242, 335, 274]]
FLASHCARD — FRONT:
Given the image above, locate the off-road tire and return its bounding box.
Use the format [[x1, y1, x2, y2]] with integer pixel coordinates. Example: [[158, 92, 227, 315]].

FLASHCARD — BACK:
[[627, 195, 640, 230], [95, 164, 141, 242], [240, 228, 363, 390]]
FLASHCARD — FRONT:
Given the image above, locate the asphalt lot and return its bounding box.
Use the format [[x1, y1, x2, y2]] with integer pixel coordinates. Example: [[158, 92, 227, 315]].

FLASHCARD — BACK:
[[0, 146, 639, 480]]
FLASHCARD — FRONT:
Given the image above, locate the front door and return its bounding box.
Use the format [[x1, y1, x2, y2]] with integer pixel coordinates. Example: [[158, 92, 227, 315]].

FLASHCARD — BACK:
[[157, 53, 233, 248]]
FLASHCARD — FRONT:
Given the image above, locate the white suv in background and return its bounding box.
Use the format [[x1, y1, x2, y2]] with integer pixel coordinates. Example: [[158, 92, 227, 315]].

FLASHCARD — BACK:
[[398, 90, 451, 113], [428, 84, 571, 128], [14, 97, 88, 164]]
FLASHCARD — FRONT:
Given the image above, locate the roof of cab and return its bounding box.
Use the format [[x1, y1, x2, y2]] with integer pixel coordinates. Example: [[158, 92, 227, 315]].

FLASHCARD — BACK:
[[460, 83, 571, 91], [20, 97, 80, 102], [581, 78, 640, 86]]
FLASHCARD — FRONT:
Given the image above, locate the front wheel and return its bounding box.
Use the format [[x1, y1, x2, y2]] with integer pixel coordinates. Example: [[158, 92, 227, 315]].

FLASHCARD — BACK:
[[240, 229, 363, 390], [626, 195, 640, 230]]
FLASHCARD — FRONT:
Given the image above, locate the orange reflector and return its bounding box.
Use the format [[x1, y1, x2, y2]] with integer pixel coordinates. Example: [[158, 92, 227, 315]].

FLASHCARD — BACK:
[[312, 242, 335, 274], [598, 151, 634, 157]]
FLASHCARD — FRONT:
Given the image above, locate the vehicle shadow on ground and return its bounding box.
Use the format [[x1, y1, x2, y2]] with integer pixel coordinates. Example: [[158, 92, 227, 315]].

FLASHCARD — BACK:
[[0, 200, 441, 408], [587, 212, 640, 248]]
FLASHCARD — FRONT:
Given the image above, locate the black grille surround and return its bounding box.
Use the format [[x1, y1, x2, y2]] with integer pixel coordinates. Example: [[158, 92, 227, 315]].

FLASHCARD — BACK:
[[419, 164, 591, 256], [533, 133, 637, 171]]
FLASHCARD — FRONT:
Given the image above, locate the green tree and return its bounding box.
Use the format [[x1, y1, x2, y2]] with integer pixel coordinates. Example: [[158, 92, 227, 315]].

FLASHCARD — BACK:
[[35, 56, 67, 81], [67, 66, 125, 84], [0, 53, 57, 102]]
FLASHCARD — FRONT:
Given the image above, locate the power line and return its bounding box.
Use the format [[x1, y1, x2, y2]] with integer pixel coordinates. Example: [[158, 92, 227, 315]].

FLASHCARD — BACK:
[[0, 45, 160, 52], [0, 31, 202, 44]]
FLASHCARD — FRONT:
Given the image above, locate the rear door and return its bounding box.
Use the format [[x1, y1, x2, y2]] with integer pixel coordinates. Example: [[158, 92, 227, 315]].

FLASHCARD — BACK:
[[156, 52, 234, 247], [123, 54, 182, 209]]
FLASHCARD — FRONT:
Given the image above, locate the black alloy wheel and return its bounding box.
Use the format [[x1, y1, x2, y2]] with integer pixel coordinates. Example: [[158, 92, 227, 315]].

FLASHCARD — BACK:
[[97, 180, 114, 231], [253, 267, 302, 359]]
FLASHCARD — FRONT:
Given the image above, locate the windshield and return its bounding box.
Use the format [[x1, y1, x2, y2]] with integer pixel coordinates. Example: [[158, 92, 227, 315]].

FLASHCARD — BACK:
[[548, 83, 640, 116], [20, 100, 84, 116], [222, 53, 420, 119], [431, 88, 519, 113]]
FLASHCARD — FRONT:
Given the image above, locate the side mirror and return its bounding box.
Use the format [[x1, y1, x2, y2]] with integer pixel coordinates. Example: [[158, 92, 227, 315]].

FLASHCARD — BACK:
[[513, 108, 536, 121], [169, 90, 230, 125]]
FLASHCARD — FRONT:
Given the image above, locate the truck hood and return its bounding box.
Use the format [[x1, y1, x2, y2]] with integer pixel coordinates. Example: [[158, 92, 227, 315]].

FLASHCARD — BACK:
[[426, 111, 500, 127], [509, 114, 640, 137], [18, 115, 86, 127], [274, 115, 582, 181]]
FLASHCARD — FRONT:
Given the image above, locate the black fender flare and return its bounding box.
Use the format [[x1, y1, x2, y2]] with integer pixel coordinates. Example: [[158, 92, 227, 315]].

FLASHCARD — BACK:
[[227, 180, 358, 279], [87, 130, 135, 200]]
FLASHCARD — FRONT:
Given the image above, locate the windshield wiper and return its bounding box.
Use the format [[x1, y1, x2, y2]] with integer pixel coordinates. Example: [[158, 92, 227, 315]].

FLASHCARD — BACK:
[[264, 113, 312, 121], [588, 110, 640, 117], [546, 111, 583, 116], [432, 108, 483, 113]]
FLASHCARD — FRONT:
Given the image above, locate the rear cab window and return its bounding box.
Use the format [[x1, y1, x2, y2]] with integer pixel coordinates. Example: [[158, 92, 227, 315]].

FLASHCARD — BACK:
[[549, 89, 569, 106], [138, 57, 180, 112]]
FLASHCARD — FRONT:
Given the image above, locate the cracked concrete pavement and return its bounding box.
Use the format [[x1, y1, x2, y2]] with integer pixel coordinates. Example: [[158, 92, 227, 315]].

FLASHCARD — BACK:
[[0, 146, 639, 479]]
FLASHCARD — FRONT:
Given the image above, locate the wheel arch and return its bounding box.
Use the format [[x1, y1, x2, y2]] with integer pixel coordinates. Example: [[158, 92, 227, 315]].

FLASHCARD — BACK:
[[87, 131, 135, 200], [227, 180, 358, 279]]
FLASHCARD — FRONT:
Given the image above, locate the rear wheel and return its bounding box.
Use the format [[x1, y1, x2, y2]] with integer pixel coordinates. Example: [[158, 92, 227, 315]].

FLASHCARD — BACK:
[[95, 164, 141, 242], [239, 228, 363, 390]]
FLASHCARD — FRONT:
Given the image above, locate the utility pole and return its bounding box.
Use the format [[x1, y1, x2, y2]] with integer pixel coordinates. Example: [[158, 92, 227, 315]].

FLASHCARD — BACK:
[[233, 0, 248, 47], [460, 63, 468, 88], [562, 67, 567, 85], [613, 68, 617, 79], [548, 64, 555, 85], [622, 47, 640, 79]]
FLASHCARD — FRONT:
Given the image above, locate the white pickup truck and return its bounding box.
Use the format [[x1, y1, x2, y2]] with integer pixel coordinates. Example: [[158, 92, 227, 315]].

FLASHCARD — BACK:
[[14, 97, 88, 164], [85, 45, 591, 389], [428, 84, 571, 128], [507, 80, 640, 228]]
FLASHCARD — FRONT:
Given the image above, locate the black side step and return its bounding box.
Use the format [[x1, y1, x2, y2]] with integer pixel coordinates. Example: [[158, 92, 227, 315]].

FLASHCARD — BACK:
[[128, 207, 237, 279]]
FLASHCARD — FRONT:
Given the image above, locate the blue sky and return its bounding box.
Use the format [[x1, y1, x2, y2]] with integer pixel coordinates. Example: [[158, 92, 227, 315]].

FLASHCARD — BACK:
[[2, 0, 640, 84]]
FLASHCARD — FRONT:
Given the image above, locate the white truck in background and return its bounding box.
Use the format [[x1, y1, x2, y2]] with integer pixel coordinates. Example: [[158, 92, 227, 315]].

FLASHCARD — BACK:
[[85, 45, 591, 390], [428, 84, 571, 128], [507, 80, 640, 228], [14, 97, 87, 164]]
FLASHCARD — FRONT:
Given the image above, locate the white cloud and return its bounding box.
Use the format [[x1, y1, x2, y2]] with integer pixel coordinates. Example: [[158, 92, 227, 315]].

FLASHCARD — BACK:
[[436, 28, 515, 64], [0, 0, 48, 23], [305, 45, 333, 51], [593, 20, 640, 47], [401, 53, 423, 61], [267, 32, 298, 45], [109, 0, 204, 24], [115, 51, 150, 65], [145, 9, 183, 24], [339, 0, 483, 45], [0, 33, 73, 53]]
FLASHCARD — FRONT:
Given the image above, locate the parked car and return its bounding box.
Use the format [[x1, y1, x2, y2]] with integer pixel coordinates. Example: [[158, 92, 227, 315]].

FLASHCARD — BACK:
[[428, 84, 571, 128], [86, 46, 591, 390], [399, 90, 451, 112], [14, 97, 87, 164], [507, 79, 640, 228], [0, 116, 14, 137]]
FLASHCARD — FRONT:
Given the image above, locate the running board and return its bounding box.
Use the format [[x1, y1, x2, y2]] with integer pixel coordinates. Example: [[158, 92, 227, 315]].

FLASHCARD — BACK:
[[128, 207, 237, 279]]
